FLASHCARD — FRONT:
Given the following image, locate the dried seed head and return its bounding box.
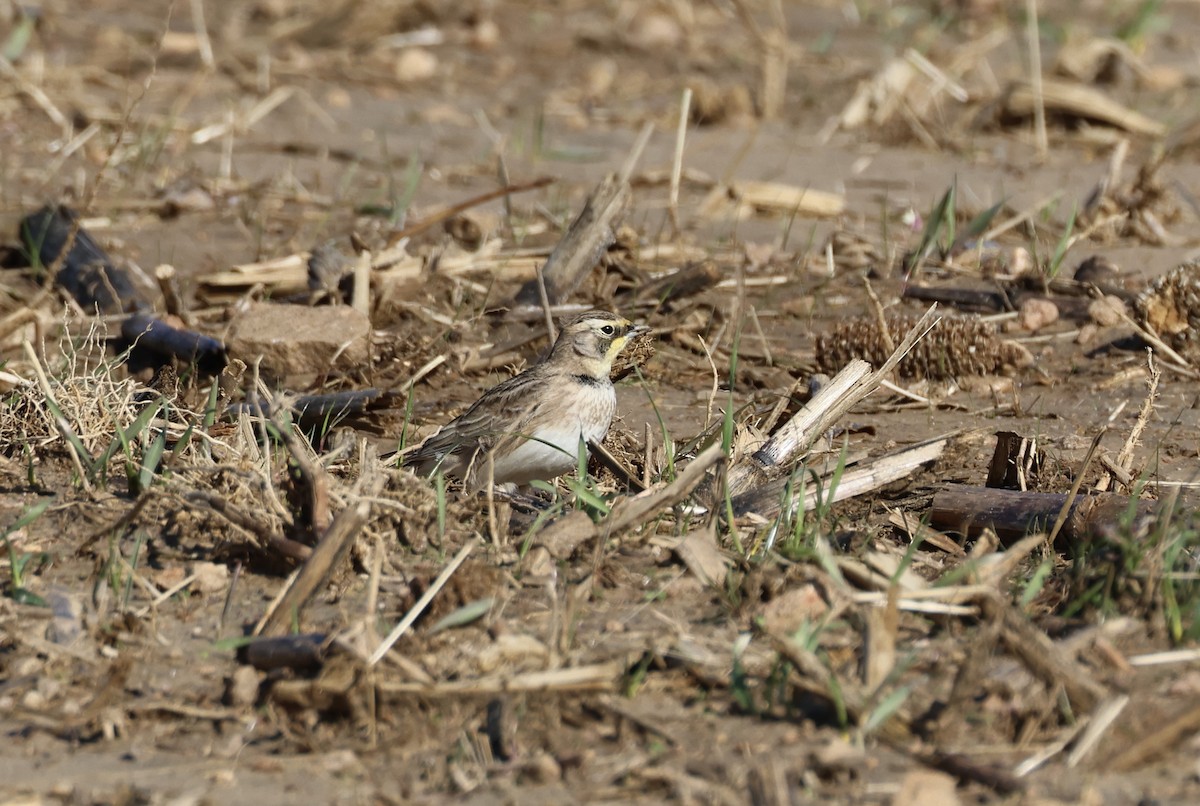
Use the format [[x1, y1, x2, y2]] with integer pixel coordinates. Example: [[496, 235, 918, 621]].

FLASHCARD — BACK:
[[815, 313, 1032, 380], [609, 329, 656, 382], [1134, 259, 1200, 362]]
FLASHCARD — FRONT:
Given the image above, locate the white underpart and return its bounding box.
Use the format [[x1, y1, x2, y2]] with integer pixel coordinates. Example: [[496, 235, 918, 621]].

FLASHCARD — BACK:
[[488, 389, 615, 486]]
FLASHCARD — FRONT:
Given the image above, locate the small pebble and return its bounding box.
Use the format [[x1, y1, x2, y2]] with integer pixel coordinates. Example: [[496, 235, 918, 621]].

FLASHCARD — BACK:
[[628, 12, 683, 50], [521, 546, 554, 579], [191, 561, 229, 594], [1019, 297, 1059, 332], [1008, 246, 1033, 276], [225, 665, 262, 709], [1075, 254, 1121, 284], [1088, 294, 1126, 327], [394, 48, 438, 83]]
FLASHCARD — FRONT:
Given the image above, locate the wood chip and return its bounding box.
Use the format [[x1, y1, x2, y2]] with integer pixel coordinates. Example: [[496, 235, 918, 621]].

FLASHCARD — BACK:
[[1003, 78, 1165, 137]]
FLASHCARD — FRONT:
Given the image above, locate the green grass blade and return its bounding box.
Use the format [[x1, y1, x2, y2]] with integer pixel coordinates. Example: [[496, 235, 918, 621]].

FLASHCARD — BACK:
[[905, 182, 956, 272], [137, 428, 168, 493], [42, 395, 96, 481], [863, 686, 910, 735], [1048, 204, 1077, 279]]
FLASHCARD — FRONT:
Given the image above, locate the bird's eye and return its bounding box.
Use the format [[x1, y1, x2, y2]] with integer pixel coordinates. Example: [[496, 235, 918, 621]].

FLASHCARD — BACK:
[[600, 324, 616, 336]]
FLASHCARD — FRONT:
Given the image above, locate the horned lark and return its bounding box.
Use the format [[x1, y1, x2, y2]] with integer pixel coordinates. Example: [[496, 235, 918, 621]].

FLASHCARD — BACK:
[[405, 310, 648, 491]]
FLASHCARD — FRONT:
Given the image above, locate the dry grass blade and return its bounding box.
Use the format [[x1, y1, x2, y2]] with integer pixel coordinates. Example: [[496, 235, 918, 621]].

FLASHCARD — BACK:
[[980, 595, 1108, 711], [0, 53, 70, 134], [368, 537, 480, 666], [1003, 78, 1167, 138], [669, 87, 692, 236], [21, 340, 93, 492], [739, 434, 951, 520], [377, 663, 620, 696], [255, 498, 373, 636], [1107, 701, 1200, 771], [1025, 0, 1048, 158], [1066, 694, 1129, 767]]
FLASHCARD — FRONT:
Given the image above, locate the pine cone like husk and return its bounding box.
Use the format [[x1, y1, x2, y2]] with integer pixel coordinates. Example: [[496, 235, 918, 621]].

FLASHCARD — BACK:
[[610, 330, 657, 382], [816, 313, 1032, 380], [1134, 260, 1200, 362]]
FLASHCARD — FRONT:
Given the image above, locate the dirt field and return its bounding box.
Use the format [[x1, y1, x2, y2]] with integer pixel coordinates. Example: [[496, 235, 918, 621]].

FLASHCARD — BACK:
[[3, 0, 1200, 803]]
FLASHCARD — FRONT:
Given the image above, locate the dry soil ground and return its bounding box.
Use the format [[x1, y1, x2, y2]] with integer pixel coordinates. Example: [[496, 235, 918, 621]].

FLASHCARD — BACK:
[[3, 0, 1200, 804]]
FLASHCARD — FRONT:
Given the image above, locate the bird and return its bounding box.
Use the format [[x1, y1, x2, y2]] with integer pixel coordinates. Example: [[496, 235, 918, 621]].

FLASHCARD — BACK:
[[403, 310, 649, 491]]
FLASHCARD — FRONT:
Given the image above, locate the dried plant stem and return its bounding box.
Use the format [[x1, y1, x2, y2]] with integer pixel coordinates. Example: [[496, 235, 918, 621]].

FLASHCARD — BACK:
[[669, 87, 692, 237], [368, 537, 480, 665], [364, 537, 384, 644], [862, 275, 895, 354], [536, 442, 725, 560], [256, 497, 373, 636], [377, 662, 619, 696], [0, 54, 70, 134], [1046, 428, 1105, 547], [982, 191, 1061, 244], [1109, 300, 1195, 372], [386, 176, 553, 245], [271, 414, 330, 537], [189, 0, 215, 70], [22, 340, 92, 493], [748, 305, 772, 366], [619, 121, 655, 183], [1025, 0, 1048, 158], [981, 594, 1107, 710], [727, 305, 940, 499], [351, 251, 371, 316], [1098, 350, 1159, 492]]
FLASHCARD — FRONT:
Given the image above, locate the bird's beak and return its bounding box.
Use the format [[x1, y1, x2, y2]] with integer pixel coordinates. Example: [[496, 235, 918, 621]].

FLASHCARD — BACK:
[[628, 324, 652, 338]]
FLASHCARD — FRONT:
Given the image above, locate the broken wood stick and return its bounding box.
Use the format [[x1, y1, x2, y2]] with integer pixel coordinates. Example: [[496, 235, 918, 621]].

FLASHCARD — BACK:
[[930, 484, 1160, 545], [513, 172, 630, 307], [902, 283, 1096, 321], [726, 305, 940, 501], [256, 465, 382, 637], [536, 441, 724, 560], [272, 414, 331, 541], [914, 750, 1025, 796], [385, 176, 554, 246], [979, 595, 1109, 711], [631, 261, 723, 311], [736, 433, 951, 520], [1107, 700, 1200, 772]]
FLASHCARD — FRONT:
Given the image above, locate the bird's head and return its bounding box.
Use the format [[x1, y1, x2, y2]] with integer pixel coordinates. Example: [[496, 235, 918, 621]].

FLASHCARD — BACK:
[[551, 310, 648, 380]]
